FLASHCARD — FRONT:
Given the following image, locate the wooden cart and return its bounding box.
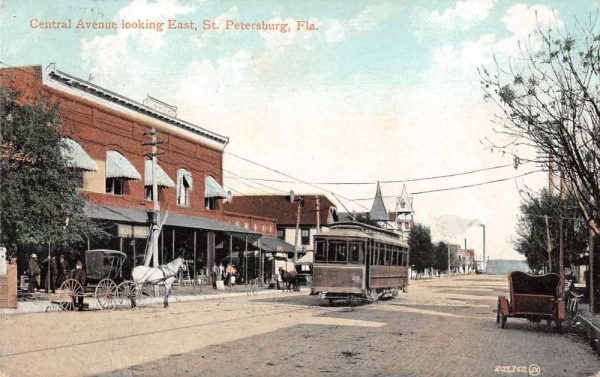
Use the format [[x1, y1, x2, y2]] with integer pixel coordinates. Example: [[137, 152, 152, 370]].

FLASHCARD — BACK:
[[497, 271, 566, 331]]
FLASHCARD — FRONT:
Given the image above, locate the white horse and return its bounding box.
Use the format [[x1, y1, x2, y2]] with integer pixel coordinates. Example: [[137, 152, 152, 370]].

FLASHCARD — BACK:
[[131, 257, 185, 308]]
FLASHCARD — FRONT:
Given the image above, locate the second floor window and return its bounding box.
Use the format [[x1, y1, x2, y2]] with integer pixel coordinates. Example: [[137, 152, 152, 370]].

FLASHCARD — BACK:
[[277, 229, 285, 240], [106, 178, 124, 195], [301, 228, 310, 245], [145, 187, 162, 201], [205, 197, 217, 210], [177, 169, 193, 207]]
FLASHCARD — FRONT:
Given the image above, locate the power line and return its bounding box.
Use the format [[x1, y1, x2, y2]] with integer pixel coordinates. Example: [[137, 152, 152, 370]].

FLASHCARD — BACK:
[[224, 151, 369, 210], [222, 163, 521, 185], [352, 170, 542, 200]]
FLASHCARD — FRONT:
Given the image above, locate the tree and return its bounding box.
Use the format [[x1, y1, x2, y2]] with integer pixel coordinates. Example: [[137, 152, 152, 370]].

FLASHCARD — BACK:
[[513, 189, 588, 273], [408, 223, 433, 274], [433, 241, 449, 272], [480, 21, 600, 237], [0, 88, 100, 257]]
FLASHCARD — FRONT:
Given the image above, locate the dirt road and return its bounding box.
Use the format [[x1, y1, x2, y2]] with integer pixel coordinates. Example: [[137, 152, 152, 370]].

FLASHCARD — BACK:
[[1, 275, 599, 377]]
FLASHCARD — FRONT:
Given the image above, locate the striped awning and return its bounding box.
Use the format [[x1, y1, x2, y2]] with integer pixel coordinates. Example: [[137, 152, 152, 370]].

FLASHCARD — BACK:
[[205, 176, 228, 198], [61, 138, 98, 171], [106, 151, 141, 180], [144, 160, 175, 188], [177, 169, 193, 190]]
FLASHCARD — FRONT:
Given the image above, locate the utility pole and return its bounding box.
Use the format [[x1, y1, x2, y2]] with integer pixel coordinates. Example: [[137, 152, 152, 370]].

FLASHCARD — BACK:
[[315, 195, 321, 233], [143, 128, 163, 295], [293, 198, 302, 263], [559, 170, 565, 293], [544, 215, 552, 272], [480, 224, 486, 265]]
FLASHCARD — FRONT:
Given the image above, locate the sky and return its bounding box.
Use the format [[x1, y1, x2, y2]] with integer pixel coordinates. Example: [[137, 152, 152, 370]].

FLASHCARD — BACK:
[[1, 0, 598, 261]]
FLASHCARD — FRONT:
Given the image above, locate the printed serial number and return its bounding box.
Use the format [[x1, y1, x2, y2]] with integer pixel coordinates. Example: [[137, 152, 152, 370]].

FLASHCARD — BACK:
[[494, 366, 528, 374]]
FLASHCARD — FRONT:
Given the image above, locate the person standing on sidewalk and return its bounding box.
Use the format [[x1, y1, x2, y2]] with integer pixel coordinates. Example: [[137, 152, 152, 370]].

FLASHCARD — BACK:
[[28, 254, 41, 292], [58, 254, 69, 286], [44, 254, 58, 294], [70, 260, 86, 310]]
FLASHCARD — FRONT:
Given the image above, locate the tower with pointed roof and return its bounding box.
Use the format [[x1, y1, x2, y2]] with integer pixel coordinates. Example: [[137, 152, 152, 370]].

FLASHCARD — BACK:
[[394, 184, 414, 239], [370, 181, 388, 222]]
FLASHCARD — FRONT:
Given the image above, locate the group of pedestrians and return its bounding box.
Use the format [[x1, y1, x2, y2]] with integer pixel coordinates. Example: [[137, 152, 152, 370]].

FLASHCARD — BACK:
[[27, 253, 81, 294]]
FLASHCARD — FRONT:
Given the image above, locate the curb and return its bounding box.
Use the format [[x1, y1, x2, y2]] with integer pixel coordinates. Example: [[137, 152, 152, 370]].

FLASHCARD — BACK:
[[0, 288, 309, 316]]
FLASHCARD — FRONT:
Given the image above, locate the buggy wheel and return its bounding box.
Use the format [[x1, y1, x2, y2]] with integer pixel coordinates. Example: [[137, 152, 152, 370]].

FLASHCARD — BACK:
[[95, 279, 118, 310], [496, 301, 500, 324], [117, 281, 137, 308], [58, 279, 84, 311], [555, 320, 563, 333]]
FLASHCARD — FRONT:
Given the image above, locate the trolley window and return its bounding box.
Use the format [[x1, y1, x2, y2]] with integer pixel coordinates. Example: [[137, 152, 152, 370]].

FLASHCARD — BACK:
[[378, 244, 385, 265], [315, 240, 326, 262], [349, 242, 364, 264], [328, 241, 347, 263]]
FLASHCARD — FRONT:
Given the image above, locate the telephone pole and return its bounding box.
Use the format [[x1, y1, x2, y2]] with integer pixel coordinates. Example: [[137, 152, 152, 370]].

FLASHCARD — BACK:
[[143, 128, 163, 270], [315, 195, 321, 233], [293, 198, 302, 263]]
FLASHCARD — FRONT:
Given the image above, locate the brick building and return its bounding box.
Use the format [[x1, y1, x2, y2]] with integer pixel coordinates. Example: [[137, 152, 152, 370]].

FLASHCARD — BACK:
[[224, 194, 337, 260], [0, 65, 277, 283]]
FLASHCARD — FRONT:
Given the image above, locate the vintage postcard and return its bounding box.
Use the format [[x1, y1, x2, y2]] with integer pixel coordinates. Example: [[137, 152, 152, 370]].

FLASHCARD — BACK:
[[1, 1, 600, 376]]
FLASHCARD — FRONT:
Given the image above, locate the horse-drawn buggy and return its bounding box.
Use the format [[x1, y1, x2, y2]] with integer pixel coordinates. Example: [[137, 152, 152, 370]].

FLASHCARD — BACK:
[[497, 271, 566, 331], [57, 249, 136, 311]]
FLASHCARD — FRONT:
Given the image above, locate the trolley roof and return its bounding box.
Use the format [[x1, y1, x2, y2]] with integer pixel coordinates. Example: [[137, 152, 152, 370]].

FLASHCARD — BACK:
[[316, 222, 408, 247]]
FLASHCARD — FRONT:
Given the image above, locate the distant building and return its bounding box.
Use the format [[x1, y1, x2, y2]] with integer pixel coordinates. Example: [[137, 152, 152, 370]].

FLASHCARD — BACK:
[[223, 194, 337, 259]]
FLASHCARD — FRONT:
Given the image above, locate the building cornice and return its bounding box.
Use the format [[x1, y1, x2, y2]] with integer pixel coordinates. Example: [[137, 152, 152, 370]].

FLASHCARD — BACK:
[[45, 69, 229, 148]]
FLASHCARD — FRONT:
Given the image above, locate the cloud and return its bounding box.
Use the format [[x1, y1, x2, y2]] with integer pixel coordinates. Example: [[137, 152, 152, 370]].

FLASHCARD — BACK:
[[80, 0, 194, 94], [192, 6, 239, 50], [428, 4, 563, 78], [429, 0, 495, 30], [323, 3, 395, 44]]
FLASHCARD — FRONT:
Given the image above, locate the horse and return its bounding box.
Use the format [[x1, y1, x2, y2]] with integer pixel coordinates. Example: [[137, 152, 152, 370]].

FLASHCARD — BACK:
[[131, 257, 185, 308], [278, 267, 299, 292]]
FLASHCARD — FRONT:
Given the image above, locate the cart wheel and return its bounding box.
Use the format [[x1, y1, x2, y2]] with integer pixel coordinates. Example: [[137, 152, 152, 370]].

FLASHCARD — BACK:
[[555, 320, 563, 333], [497, 301, 507, 328], [58, 279, 84, 311], [95, 279, 118, 310], [117, 281, 137, 308], [496, 301, 501, 324]]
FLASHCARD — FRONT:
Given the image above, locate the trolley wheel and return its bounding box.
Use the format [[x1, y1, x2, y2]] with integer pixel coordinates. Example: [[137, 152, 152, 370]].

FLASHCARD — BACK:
[[58, 279, 84, 311], [117, 281, 137, 308], [95, 278, 118, 310]]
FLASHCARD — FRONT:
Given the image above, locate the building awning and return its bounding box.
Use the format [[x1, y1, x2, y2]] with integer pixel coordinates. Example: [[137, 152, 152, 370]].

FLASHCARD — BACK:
[[85, 203, 148, 223], [164, 213, 259, 235], [106, 151, 141, 180], [144, 160, 175, 188], [85, 204, 259, 235], [177, 169, 193, 190], [61, 138, 98, 171], [257, 236, 295, 253], [205, 176, 228, 198]]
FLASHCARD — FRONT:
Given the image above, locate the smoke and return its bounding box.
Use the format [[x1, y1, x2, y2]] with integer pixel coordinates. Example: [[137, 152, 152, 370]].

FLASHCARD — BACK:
[[433, 214, 482, 240]]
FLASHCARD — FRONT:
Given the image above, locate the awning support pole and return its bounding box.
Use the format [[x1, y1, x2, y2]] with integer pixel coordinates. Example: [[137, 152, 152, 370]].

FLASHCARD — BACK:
[[193, 230, 197, 285]]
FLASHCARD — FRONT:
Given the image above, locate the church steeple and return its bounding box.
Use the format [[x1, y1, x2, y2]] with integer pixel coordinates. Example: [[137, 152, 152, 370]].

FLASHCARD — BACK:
[[369, 181, 388, 221]]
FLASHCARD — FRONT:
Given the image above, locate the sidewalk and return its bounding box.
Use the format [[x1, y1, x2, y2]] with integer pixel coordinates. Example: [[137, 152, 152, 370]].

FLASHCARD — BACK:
[[0, 284, 303, 316], [575, 303, 600, 356]]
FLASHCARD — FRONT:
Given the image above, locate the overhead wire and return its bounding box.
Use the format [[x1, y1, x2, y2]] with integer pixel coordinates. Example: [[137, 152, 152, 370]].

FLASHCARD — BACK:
[[223, 163, 522, 185], [351, 170, 542, 200], [224, 151, 369, 210]]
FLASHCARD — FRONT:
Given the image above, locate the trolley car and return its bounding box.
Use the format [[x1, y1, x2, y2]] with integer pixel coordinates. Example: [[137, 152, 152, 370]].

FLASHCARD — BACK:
[[312, 222, 409, 304]]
